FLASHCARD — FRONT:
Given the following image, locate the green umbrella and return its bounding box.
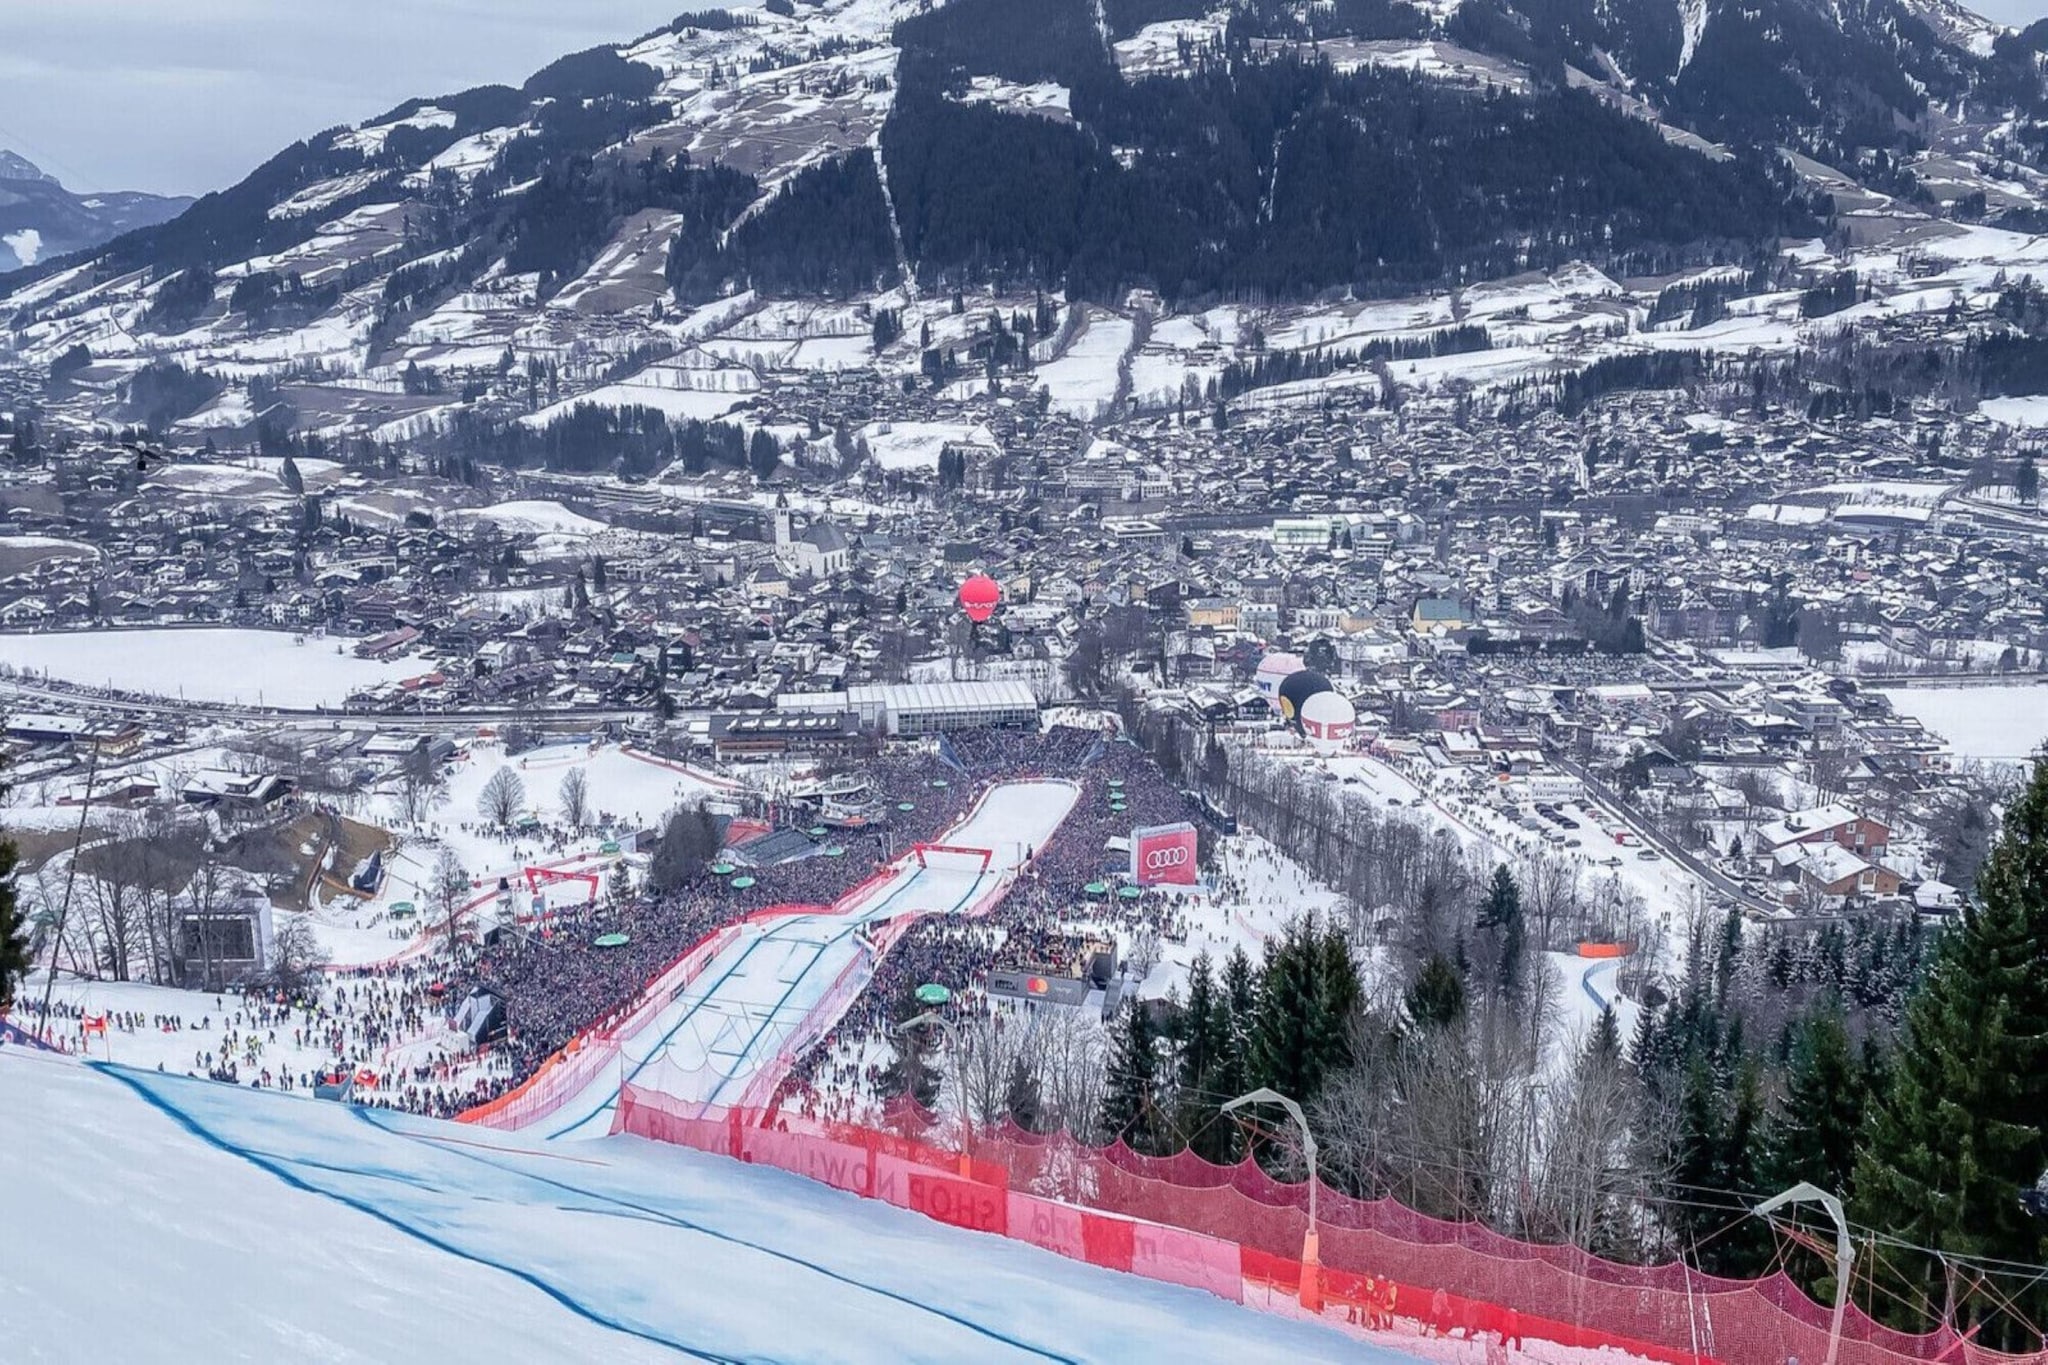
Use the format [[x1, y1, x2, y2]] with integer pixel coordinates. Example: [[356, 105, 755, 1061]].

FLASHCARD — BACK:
[[711, 863, 736, 876], [915, 983, 952, 1006], [1084, 881, 1109, 896], [931, 779, 949, 789], [731, 875, 757, 890], [897, 802, 916, 812], [807, 826, 827, 837], [1108, 778, 1125, 788], [593, 932, 630, 948], [823, 846, 846, 858], [1117, 885, 1142, 900]]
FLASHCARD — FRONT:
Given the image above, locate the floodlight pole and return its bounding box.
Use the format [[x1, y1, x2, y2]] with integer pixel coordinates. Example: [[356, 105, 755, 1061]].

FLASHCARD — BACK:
[[1754, 1181, 1854, 1365], [896, 1009, 971, 1176], [1225, 1086, 1323, 1313]]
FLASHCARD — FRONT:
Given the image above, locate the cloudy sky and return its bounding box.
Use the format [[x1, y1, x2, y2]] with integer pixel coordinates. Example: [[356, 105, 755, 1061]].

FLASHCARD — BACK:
[[0, 0, 680, 197], [5, 0, 2048, 197], [1977, 0, 2048, 24]]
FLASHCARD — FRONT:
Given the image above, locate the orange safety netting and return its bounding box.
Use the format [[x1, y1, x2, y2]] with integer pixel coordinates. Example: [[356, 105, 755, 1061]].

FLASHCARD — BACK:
[[612, 1085, 2045, 1365]]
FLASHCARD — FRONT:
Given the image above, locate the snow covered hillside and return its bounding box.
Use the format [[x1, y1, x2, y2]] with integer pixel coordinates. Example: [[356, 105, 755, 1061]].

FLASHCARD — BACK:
[[0, 1050, 1399, 1363]]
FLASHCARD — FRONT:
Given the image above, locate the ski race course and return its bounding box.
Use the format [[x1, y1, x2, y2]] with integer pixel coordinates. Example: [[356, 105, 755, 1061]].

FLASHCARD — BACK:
[[544, 779, 1082, 1140], [0, 1049, 1396, 1364], [0, 775, 1415, 1360]]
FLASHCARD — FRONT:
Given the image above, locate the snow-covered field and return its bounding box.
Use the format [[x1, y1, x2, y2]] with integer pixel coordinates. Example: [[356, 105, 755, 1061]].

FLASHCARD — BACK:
[[858, 419, 999, 472], [443, 500, 609, 537], [1980, 395, 2048, 428], [0, 627, 433, 707], [1880, 684, 2048, 763], [548, 779, 1082, 1137], [0, 1051, 1390, 1364], [1036, 311, 1133, 419], [320, 741, 736, 969]]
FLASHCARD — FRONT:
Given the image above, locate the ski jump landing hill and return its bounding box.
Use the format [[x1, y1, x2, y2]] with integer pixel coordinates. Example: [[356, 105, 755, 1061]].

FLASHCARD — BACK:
[[465, 778, 1081, 1140]]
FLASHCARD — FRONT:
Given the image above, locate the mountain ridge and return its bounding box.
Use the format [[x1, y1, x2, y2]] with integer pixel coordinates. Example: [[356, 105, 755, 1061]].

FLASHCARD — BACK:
[[0, 150, 191, 272], [6, 0, 2048, 448]]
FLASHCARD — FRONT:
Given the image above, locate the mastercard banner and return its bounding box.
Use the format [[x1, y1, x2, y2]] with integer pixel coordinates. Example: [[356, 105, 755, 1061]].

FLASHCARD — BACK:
[[1131, 821, 1198, 886]]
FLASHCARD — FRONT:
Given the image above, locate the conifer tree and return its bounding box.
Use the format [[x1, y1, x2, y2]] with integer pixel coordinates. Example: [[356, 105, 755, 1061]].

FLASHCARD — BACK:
[[1588, 1004, 1621, 1063], [1477, 864, 1525, 994], [1852, 758, 2048, 1347], [877, 985, 941, 1111], [1249, 918, 1359, 1103], [0, 753, 26, 1014], [1208, 946, 1255, 1161], [1406, 953, 1467, 1032], [1101, 1000, 1161, 1153], [1761, 1001, 1866, 1198], [1002, 1054, 1043, 1133], [1175, 954, 1234, 1161]]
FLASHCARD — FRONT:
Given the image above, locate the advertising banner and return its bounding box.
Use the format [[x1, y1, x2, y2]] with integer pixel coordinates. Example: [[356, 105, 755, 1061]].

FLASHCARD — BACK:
[[1130, 822, 1198, 886]]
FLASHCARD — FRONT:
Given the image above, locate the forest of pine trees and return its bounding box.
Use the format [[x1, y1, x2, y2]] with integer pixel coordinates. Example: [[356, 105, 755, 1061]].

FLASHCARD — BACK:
[[911, 734, 2048, 1345]]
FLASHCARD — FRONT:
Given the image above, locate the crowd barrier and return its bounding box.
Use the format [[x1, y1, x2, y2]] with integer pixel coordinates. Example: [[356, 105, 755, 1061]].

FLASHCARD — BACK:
[[610, 1089, 2043, 1365], [459, 924, 743, 1130]]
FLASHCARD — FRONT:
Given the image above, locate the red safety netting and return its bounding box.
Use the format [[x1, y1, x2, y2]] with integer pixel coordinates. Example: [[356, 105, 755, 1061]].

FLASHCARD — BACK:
[[610, 1088, 2046, 1365], [459, 923, 744, 1130]]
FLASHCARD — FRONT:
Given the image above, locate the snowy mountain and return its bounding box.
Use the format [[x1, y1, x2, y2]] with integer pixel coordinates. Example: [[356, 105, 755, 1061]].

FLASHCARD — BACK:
[[3, 0, 2046, 446], [0, 150, 190, 272]]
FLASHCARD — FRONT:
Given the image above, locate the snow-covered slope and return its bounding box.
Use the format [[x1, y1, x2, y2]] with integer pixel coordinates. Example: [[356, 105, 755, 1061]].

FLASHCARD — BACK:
[[0, 1051, 1405, 1363]]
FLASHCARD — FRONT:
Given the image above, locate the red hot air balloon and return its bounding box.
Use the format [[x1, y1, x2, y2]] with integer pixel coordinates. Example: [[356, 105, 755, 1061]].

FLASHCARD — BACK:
[[959, 574, 1001, 624]]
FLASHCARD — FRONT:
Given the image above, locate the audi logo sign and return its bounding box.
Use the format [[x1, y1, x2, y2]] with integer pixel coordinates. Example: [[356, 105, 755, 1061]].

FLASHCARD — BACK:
[[1130, 822, 1199, 886]]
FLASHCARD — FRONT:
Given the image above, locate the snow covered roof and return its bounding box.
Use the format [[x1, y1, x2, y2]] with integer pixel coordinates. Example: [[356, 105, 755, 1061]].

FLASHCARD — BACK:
[[1795, 844, 1872, 887], [1758, 803, 1865, 848]]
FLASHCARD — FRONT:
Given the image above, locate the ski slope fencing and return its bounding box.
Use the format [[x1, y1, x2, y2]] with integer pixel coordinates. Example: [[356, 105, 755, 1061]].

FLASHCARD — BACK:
[[459, 924, 743, 1131], [613, 1092, 2036, 1365], [463, 780, 1079, 1134]]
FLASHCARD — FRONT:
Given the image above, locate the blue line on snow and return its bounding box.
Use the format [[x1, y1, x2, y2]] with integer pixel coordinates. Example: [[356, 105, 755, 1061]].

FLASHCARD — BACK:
[[545, 918, 803, 1139], [92, 1063, 738, 1364], [550, 855, 1001, 1137], [1580, 958, 1616, 1012], [357, 1107, 1078, 1364], [700, 861, 993, 1109], [696, 929, 842, 1109]]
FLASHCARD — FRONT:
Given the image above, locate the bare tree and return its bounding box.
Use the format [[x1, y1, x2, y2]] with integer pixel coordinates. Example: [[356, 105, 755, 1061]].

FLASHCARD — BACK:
[[478, 766, 526, 828], [1531, 1026, 1660, 1256], [1735, 770, 1779, 826], [1032, 1008, 1108, 1148], [180, 852, 235, 991], [558, 767, 590, 829], [77, 832, 148, 981], [269, 914, 321, 993], [952, 1007, 1033, 1128], [1808, 742, 1853, 806], [395, 747, 446, 826], [431, 847, 470, 954], [1126, 927, 1162, 984]]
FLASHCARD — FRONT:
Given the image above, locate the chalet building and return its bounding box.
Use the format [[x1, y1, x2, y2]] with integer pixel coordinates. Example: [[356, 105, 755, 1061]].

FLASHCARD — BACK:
[[1756, 804, 1891, 859]]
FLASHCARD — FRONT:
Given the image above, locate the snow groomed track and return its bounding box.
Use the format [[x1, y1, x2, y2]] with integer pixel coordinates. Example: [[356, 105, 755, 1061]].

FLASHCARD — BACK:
[[0, 1051, 1393, 1363], [543, 779, 1081, 1140]]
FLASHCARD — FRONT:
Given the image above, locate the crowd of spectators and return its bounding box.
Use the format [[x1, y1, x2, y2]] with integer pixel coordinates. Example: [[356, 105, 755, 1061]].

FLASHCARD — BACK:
[[33, 726, 1217, 1124], [431, 742, 985, 1111], [778, 727, 1210, 1112]]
